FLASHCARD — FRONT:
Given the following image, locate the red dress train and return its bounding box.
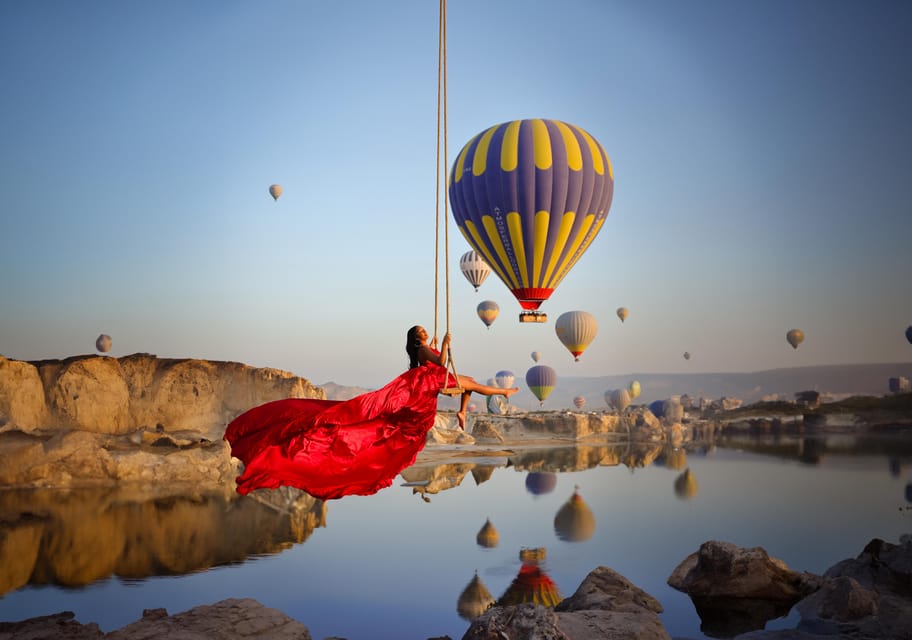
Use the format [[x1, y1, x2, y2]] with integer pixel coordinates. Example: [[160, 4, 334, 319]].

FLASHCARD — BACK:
[[223, 362, 450, 500]]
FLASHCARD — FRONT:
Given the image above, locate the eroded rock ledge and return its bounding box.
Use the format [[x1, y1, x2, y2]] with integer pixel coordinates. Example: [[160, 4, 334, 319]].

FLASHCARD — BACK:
[[0, 353, 323, 436], [0, 353, 324, 488]]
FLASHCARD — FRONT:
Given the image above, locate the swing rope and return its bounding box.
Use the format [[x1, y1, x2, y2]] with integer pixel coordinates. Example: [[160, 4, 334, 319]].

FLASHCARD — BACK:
[[434, 0, 462, 396]]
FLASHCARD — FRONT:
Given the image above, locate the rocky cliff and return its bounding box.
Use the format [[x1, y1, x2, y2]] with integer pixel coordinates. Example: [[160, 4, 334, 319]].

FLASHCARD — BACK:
[[0, 353, 324, 488], [0, 353, 324, 437]]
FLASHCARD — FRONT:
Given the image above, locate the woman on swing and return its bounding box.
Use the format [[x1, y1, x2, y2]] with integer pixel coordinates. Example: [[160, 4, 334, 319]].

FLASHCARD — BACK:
[[406, 325, 518, 429], [224, 326, 518, 500]]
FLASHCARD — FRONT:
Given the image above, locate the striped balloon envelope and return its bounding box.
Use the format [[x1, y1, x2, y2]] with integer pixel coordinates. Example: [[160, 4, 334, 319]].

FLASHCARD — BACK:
[[525, 364, 557, 406], [476, 300, 499, 328], [449, 119, 613, 316], [459, 250, 492, 291], [554, 310, 598, 361]]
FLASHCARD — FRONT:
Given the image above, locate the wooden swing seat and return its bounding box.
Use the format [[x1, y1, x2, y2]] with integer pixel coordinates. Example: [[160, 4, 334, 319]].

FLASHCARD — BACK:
[[439, 386, 464, 396]]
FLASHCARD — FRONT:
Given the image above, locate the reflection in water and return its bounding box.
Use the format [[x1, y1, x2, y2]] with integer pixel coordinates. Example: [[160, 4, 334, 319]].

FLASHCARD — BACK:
[[400, 462, 479, 499], [674, 468, 699, 500], [524, 471, 557, 495], [799, 437, 825, 465], [509, 443, 663, 473], [496, 547, 562, 607], [456, 572, 495, 620], [471, 465, 496, 485], [691, 595, 793, 639], [0, 485, 325, 597], [553, 487, 596, 542], [655, 445, 688, 471], [475, 519, 499, 548]]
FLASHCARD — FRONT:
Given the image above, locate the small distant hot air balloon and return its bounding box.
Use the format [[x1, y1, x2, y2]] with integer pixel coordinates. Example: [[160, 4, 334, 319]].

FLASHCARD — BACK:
[[573, 395, 586, 410], [674, 468, 699, 500], [531, 351, 541, 363], [476, 518, 499, 548], [906, 326, 912, 345], [525, 472, 557, 496], [494, 370, 515, 389], [786, 329, 805, 350], [554, 487, 595, 542], [487, 394, 508, 414], [616, 307, 629, 323], [555, 311, 598, 361], [457, 573, 495, 620], [606, 388, 631, 413], [649, 399, 665, 418], [526, 365, 557, 406], [448, 119, 614, 322], [459, 250, 492, 291], [468, 403, 477, 412], [269, 184, 282, 201], [628, 380, 641, 399], [683, 351, 691, 361], [95, 334, 112, 353], [476, 300, 499, 328]]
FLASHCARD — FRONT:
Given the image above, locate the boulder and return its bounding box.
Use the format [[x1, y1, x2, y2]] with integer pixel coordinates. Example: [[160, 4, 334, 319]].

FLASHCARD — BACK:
[[0, 356, 51, 432], [668, 540, 820, 601], [793, 538, 912, 639], [0, 598, 311, 640], [668, 541, 821, 636], [463, 566, 670, 640]]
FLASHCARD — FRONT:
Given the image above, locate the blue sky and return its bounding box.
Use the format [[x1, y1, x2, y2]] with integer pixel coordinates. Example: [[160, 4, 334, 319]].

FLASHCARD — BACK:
[[2, 0, 910, 389]]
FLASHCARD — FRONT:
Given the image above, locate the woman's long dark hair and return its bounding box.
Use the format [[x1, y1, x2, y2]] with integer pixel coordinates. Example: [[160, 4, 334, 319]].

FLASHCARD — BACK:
[[406, 325, 421, 369]]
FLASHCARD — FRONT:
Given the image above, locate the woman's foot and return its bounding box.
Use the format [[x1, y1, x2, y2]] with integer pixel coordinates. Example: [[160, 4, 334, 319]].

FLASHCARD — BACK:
[[504, 387, 519, 398], [456, 411, 466, 430]]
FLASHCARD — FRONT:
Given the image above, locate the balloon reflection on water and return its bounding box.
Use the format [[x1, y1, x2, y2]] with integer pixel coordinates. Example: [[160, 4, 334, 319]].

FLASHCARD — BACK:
[[456, 572, 495, 621], [525, 472, 557, 496], [674, 468, 699, 500], [476, 518, 499, 549], [495, 548, 562, 608], [553, 487, 596, 542]]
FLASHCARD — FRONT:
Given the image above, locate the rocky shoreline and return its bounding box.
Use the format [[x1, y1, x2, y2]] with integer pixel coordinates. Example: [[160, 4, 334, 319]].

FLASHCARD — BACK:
[[1, 536, 909, 639]]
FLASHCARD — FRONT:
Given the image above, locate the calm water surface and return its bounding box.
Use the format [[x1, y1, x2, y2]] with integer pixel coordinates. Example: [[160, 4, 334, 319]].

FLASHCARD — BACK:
[[1, 434, 910, 640]]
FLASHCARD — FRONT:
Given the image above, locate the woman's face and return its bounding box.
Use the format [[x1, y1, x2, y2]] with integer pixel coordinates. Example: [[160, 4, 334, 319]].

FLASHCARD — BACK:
[[415, 326, 428, 343]]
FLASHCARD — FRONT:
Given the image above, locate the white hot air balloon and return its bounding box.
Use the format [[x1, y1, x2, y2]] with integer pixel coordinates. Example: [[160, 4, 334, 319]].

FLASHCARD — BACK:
[[95, 334, 112, 353], [269, 184, 282, 201], [555, 311, 598, 362], [605, 388, 631, 413], [494, 370, 515, 389], [459, 250, 491, 292]]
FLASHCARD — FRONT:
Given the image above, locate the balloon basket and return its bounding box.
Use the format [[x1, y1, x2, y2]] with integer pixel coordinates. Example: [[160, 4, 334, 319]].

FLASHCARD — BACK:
[[519, 311, 547, 323]]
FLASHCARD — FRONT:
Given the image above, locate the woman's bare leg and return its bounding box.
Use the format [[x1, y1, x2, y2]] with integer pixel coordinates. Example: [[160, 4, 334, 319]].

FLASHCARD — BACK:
[[456, 391, 470, 430], [457, 375, 519, 398]]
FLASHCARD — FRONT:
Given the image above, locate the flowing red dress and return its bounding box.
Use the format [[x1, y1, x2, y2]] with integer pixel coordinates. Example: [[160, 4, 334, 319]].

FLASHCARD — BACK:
[[223, 361, 451, 500]]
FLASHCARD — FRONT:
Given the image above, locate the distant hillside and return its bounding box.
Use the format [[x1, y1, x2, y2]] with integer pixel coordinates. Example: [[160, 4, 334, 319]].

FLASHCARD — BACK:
[[319, 381, 374, 401], [323, 363, 912, 412], [506, 362, 912, 412]]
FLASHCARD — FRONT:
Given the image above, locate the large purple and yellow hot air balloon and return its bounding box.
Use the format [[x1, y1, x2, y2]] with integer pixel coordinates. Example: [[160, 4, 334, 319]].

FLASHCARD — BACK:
[[449, 119, 614, 322]]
